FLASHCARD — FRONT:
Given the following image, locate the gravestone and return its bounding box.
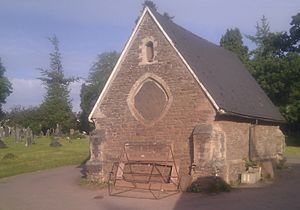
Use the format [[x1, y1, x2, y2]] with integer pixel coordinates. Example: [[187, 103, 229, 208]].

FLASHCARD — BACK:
[[55, 124, 61, 137], [49, 136, 62, 147], [4, 125, 9, 137], [50, 124, 62, 147], [70, 128, 75, 136], [11, 127, 15, 138], [46, 129, 50, 137], [0, 138, 6, 148], [15, 126, 21, 143], [0, 127, 4, 139], [20, 128, 25, 142], [25, 128, 34, 147]]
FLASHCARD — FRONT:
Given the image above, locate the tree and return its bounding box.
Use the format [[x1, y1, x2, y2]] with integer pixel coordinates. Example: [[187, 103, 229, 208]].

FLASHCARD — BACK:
[[220, 28, 249, 64], [142, 0, 157, 11], [136, 1, 174, 23], [0, 58, 12, 118], [6, 106, 41, 135], [246, 15, 300, 132], [289, 13, 300, 52], [79, 51, 119, 132], [273, 13, 300, 55], [38, 35, 77, 133]]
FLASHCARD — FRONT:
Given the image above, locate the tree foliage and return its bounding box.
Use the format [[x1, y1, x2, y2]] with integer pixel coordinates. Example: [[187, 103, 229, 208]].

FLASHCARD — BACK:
[[220, 28, 249, 64], [221, 13, 300, 132], [0, 58, 12, 118], [38, 35, 77, 132], [6, 106, 41, 134], [142, 0, 157, 11], [79, 51, 119, 132], [247, 15, 300, 130], [136, 1, 174, 23]]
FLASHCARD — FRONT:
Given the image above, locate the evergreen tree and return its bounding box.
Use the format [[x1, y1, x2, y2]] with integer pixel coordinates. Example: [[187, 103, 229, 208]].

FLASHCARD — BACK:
[[220, 27, 249, 64], [136, 1, 174, 23], [142, 0, 157, 11], [38, 35, 77, 132], [0, 58, 12, 118], [246, 15, 300, 131]]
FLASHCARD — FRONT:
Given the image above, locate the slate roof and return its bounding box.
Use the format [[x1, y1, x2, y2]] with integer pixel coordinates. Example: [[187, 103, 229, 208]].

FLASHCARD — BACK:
[[150, 8, 284, 123]]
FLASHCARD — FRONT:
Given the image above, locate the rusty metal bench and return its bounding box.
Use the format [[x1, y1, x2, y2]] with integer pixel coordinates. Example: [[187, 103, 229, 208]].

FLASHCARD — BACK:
[[108, 143, 181, 199]]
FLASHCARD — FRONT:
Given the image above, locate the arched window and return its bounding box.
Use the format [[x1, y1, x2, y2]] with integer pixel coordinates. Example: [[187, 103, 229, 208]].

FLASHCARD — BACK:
[[146, 41, 154, 62]]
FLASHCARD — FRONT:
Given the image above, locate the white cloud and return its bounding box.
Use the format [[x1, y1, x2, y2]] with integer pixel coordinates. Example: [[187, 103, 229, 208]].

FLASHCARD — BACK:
[[3, 78, 44, 110], [3, 78, 83, 112], [70, 80, 84, 112]]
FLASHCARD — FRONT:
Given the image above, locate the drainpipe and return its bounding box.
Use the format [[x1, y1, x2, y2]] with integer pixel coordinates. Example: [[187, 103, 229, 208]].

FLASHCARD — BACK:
[[249, 120, 258, 161]]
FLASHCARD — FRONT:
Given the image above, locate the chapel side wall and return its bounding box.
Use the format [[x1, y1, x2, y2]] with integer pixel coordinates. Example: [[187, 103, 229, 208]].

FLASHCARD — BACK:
[[215, 121, 249, 182], [215, 121, 285, 182], [251, 125, 285, 160], [92, 13, 216, 181]]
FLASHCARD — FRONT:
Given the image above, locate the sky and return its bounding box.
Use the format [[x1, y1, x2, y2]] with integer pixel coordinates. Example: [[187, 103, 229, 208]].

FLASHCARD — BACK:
[[0, 0, 299, 112]]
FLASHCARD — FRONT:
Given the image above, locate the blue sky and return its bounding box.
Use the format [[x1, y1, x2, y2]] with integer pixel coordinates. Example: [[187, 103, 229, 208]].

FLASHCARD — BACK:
[[0, 0, 299, 112]]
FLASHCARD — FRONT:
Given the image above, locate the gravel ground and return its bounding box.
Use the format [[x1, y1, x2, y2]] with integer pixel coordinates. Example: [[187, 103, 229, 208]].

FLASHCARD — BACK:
[[0, 157, 299, 210]]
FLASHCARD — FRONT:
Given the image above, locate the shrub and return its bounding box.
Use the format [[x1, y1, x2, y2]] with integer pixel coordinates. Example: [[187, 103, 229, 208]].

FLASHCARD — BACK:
[[187, 176, 231, 193]]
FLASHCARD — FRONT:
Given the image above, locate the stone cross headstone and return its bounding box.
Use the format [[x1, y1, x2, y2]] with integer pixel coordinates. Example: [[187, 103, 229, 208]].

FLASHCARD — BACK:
[[49, 124, 62, 147], [55, 124, 61, 137]]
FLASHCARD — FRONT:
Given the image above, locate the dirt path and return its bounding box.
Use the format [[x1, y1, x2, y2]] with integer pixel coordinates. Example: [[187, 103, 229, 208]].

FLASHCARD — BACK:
[[0, 157, 300, 210]]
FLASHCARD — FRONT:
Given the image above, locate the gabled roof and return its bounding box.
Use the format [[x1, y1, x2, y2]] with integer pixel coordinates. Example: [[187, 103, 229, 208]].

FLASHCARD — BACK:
[[89, 7, 285, 123]]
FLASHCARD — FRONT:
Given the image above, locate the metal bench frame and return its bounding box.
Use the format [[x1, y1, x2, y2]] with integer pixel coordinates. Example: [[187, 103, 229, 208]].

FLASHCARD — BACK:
[[108, 143, 181, 199]]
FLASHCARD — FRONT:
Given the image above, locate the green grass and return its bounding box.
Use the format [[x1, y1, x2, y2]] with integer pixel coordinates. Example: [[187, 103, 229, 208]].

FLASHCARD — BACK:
[[285, 146, 300, 156], [284, 135, 300, 156], [0, 136, 89, 178]]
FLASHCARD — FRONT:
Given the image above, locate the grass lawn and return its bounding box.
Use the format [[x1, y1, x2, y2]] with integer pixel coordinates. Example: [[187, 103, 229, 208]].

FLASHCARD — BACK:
[[285, 146, 300, 156], [0, 136, 89, 178], [285, 135, 300, 156]]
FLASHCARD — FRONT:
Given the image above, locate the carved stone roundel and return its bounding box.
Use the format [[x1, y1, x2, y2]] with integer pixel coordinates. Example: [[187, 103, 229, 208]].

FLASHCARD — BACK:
[[128, 74, 172, 125], [134, 80, 168, 121]]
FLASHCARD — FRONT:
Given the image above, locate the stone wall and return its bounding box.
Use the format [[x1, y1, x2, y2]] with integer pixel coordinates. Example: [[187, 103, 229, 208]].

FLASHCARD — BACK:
[[250, 125, 285, 160], [89, 11, 285, 185], [192, 123, 226, 179], [91, 12, 216, 182], [191, 121, 285, 183]]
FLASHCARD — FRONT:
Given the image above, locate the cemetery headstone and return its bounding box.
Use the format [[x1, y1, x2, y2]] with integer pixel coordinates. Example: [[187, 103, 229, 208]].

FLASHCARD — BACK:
[[70, 128, 75, 136], [15, 126, 21, 143], [0, 138, 7, 148], [4, 125, 9, 137], [49, 136, 62, 147], [55, 124, 61, 137], [46, 129, 50, 137], [50, 124, 62, 147], [11, 127, 15, 138], [0, 127, 4, 139], [25, 128, 33, 147], [20, 128, 25, 142]]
